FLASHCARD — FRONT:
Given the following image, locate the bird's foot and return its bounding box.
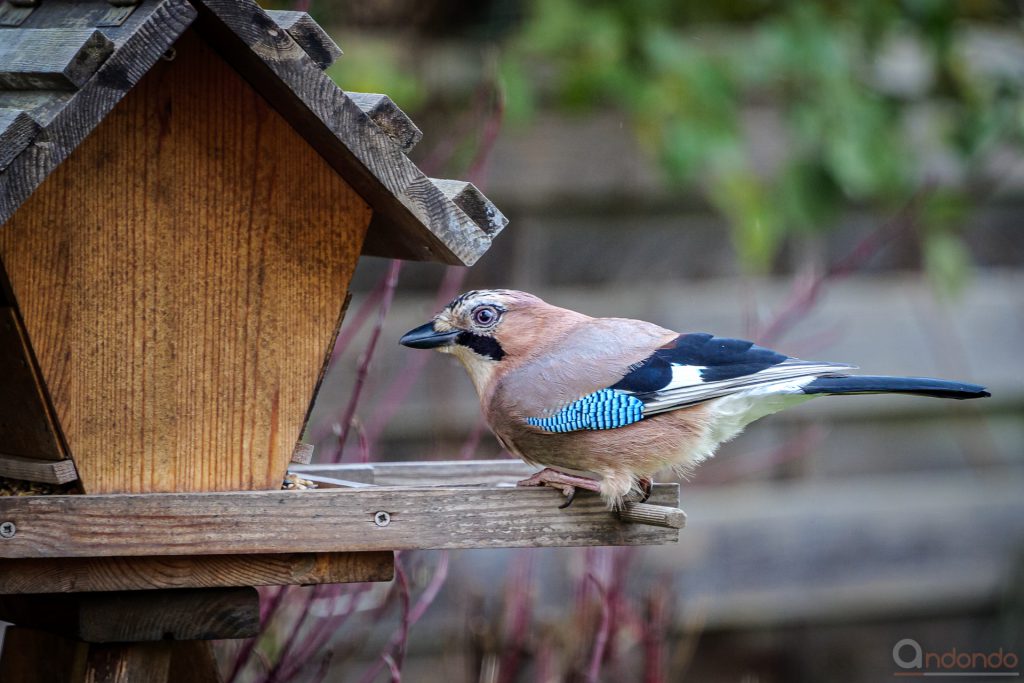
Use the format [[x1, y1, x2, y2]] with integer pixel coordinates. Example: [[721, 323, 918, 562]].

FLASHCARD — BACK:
[[517, 468, 602, 509], [637, 477, 653, 503]]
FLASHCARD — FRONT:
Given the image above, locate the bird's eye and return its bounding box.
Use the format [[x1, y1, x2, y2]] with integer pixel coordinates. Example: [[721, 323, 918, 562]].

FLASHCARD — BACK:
[[472, 306, 498, 326]]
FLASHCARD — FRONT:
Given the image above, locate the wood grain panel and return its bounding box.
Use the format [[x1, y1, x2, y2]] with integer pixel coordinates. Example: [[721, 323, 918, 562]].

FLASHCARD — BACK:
[[0, 551, 394, 593], [0, 484, 679, 557], [0, 29, 371, 493]]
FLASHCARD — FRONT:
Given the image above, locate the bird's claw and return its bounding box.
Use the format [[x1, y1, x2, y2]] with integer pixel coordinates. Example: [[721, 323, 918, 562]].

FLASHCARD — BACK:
[[638, 477, 653, 503], [558, 486, 577, 509], [516, 467, 601, 509]]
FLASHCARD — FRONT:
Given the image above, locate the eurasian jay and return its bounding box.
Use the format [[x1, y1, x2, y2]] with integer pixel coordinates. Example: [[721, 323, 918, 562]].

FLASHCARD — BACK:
[[400, 289, 990, 508]]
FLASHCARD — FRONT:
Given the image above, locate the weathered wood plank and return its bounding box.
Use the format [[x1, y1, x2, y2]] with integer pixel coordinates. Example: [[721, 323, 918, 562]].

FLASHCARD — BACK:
[[265, 9, 342, 69], [0, 307, 67, 461], [0, 28, 114, 90], [0, 484, 679, 558], [0, 92, 72, 128], [0, 108, 39, 171], [191, 0, 498, 265], [0, 3, 37, 28], [6, 0, 154, 31], [299, 462, 685, 527], [0, 551, 394, 594], [0, 30, 371, 494], [347, 92, 423, 154], [431, 178, 509, 237], [0, 454, 76, 484], [0, 588, 261, 642]]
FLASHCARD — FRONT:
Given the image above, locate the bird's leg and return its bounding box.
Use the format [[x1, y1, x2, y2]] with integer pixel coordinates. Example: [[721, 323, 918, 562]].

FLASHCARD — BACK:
[[637, 477, 653, 503], [517, 468, 602, 508]]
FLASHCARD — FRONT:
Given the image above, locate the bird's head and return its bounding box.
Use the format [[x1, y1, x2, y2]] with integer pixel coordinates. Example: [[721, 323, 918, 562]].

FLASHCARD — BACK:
[[400, 289, 566, 393]]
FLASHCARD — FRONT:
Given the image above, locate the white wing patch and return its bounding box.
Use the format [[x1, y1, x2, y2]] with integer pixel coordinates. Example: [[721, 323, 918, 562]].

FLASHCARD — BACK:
[[669, 364, 705, 387], [638, 359, 853, 415]]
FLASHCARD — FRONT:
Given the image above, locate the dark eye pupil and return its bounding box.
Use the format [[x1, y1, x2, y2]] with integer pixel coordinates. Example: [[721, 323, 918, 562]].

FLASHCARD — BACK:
[[475, 308, 495, 324]]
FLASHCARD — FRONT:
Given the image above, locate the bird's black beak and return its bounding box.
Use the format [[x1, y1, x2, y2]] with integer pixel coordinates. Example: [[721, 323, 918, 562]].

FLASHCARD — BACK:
[[399, 322, 460, 349]]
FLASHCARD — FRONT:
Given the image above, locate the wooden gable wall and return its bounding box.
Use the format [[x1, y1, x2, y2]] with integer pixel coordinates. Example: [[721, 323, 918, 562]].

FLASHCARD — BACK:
[[0, 30, 371, 493]]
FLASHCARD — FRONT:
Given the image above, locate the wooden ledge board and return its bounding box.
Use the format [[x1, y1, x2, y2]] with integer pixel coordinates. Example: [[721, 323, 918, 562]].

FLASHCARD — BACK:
[[0, 551, 394, 594], [0, 484, 679, 559], [0, 454, 77, 484]]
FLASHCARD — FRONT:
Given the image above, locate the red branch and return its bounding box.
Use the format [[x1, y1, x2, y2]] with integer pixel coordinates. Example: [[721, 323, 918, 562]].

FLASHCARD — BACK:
[[642, 589, 670, 683], [363, 266, 469, 446], [359, 551, 450, 683], [225, 584, 291, 683], [497, 551, 535, 683], [331, 259, 403, 463], [585, 572, 612, 683]]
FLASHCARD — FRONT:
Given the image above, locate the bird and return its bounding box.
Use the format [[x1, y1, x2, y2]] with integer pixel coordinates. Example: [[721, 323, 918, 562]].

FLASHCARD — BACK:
[[399, 289, 990, 509]]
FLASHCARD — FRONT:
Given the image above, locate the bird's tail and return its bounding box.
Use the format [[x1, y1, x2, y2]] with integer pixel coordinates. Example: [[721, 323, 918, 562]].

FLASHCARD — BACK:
[[801, 375, 990, 400]]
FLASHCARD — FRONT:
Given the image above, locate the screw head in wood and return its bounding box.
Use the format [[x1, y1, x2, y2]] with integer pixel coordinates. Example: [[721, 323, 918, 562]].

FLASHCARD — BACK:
[[0, 521, 16, 538], [373, 511, 391, 527]]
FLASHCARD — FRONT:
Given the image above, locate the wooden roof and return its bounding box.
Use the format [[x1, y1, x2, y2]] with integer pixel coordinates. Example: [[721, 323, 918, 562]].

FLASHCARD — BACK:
[[0, 0, 506, 266]]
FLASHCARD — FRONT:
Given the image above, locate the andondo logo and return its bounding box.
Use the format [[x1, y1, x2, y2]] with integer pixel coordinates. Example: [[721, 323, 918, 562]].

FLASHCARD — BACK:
[[893, 638, 1020, 678]]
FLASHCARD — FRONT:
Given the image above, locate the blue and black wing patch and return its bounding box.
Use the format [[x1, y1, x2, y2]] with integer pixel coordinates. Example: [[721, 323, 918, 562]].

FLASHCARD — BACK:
[[526, 389, 644, 433], [526, 333, 846, 433], [611, 333, 789, 394]]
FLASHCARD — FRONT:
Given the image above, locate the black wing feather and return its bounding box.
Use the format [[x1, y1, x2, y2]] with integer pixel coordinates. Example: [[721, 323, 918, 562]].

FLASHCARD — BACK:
[[611, 333, 790, 393]]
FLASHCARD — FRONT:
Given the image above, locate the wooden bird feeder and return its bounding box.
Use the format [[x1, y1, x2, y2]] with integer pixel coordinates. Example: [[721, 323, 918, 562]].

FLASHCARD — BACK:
[[0, 0, 682, 679]]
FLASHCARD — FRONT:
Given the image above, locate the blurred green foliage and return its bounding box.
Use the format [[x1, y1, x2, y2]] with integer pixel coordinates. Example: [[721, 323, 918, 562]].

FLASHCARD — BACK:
[[496, 0, 1024, 284], [325, 40, 426, 113], [315, 0, 1024, 287]]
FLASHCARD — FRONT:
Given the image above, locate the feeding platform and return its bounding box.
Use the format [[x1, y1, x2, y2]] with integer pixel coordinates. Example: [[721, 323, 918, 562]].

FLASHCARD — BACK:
[[0, 461, 681, 566], [0, 0, 681, 680]]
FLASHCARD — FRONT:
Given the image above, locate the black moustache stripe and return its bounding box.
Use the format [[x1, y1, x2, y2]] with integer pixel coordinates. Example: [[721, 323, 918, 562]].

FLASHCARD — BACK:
[[456, 331, 505, 361]]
